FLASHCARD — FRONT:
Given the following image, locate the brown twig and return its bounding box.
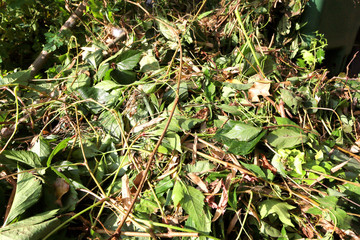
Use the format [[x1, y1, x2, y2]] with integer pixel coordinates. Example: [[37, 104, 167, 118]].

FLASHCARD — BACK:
[[1, 168, 17, 226], [99, 229, 199, 238], [28, 1, 88, 77], [107, 3, 183, 240]]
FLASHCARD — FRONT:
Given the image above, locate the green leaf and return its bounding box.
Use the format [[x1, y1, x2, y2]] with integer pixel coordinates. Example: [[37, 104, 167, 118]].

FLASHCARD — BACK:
[[333, 208, 352, 230], [96, 63, 110, 81], [0, 70, 31, 85], [0, 210, 60, 240], [135, 198, 158, 214], [280, 89, 302, 114], [116, 50, 142, 70], [215, 129, 266, 155], [306, 207, 322, 215], [110, 69, 137, 85], [77, 87, 113, 114], [259, 199, 296, 227], [267, 128, 307, 149], [173, 182, 208, 232], [277, 16, 291, 35], [4, 172, 42, 225], [301, 49, 316, 66], [316, 49, 325, 64], [163, 82, 188, 103], [47, 138, 71, 167], [155, 176, 174, 195], [156, 18, 176, 41], [240, 161, 266, 179], [30, 137, 51, 164], [260, 221, 282, 238], [275, 117, 302, 132], [94, 80, 121, 91], [139, 54, 160, 72], [218, 104, 242, 116], [155, 116, 203, 134], [0, 150, 42, 168], [184, 161, 215, 173], [98, 110, 123, 140], [66, 72, 91, 91], [84, 49, 103, 69], [215, 120, 262, 141], [204, 80, 216, 102], [161, 132, 182, 153], [228, 130, 267, 155], [172, 181, 184, 207]]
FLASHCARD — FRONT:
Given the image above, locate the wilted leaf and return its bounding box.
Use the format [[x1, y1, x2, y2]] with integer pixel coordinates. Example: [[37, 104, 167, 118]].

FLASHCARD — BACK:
[[188, 173, 208, 193], [212, 182, 228, 222], [122, 175, 131, 211], [54, 178, 70, 207], [259, 199, 296, 227]]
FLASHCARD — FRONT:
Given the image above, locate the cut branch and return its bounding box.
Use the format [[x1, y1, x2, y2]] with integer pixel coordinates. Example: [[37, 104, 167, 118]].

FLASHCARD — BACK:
[[28, 1, 88, 78]]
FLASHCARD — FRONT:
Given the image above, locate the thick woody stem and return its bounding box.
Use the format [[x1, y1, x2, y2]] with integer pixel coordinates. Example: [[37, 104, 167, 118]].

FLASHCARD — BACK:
[[28, 1, 88, 78]]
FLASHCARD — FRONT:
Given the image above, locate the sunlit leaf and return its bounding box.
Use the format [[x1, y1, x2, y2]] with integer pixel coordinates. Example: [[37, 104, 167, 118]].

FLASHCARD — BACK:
[[5, 172, 42, 225], [215, 120, 262, 141], [0, 150, 42, 168], [115, 50, 142, 70], [267, 128, 307, 149], [0, 210, 60, 240], [30, 137, 51, 164], [259, 199, 296, 227]]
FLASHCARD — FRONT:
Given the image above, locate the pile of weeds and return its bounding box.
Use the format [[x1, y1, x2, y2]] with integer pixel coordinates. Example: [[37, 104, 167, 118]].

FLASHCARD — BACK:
[[1, 0, 360, 239]]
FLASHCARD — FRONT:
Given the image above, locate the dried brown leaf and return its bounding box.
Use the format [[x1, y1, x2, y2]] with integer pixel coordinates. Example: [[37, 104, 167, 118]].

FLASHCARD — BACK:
[[188, 173, 208, 193], [54, 178, 70, 207], [248, 81, 271, 102], [122, 175, 131, 211]]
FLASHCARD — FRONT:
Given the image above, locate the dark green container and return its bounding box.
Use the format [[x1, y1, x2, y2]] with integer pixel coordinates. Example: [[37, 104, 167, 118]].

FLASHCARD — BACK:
[[302, 0, 360, 74]]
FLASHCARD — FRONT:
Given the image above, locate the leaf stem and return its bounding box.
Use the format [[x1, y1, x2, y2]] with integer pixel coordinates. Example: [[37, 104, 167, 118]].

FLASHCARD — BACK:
[[43, 197, 109, 240], [234, 8, 265, 78]]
